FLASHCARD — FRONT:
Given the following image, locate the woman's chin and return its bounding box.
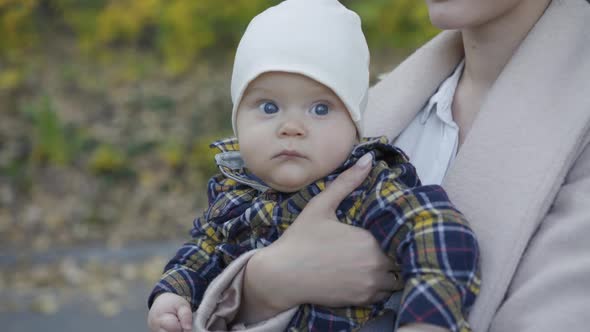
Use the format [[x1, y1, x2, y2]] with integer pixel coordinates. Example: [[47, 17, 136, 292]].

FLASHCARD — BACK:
[[425, 2, 483, 30], [428, 12, 468, 30]]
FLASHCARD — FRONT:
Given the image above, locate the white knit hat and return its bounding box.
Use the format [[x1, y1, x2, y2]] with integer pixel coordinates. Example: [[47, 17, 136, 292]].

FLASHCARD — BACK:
[[230, 0, 370, 136]]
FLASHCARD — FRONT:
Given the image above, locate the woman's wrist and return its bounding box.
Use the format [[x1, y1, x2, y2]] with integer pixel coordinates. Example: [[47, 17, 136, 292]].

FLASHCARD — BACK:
[[235, 246, 297, 324]]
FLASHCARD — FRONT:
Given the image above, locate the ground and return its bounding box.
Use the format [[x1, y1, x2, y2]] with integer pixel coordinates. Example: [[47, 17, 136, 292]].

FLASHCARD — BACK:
[[1, 240, 180, 331]]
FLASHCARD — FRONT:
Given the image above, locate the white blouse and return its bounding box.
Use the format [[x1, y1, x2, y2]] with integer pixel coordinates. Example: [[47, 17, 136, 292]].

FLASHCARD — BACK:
[[393, 60, 465, 185]]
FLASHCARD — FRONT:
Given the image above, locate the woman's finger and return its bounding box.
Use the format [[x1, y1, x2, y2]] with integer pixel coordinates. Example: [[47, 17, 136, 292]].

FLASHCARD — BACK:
[[379, 271, 405, 292], [374, 250, 397, 272], [311, 153, 373, 212]]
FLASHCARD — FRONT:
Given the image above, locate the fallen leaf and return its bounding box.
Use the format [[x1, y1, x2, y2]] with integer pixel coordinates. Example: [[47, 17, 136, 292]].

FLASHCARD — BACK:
[[121, 263, 139, 281], [98, 299, 121, 317], [60, 258, 86, 285], [31, 293, 60, 315]]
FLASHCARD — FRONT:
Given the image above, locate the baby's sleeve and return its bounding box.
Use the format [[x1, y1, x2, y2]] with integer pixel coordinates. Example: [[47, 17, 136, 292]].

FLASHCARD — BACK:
[[148, 175, 244, 311], [359, 164, 481, 332], [147, 212, 228, 311]]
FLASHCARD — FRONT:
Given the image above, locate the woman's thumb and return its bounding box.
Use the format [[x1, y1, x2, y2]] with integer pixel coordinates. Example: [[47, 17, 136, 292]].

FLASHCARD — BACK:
[[313, 153, 373, 212]]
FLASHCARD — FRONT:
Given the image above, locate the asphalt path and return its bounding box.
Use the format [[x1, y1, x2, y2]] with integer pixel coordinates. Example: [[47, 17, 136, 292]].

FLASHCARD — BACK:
[[2, 284, 149, 332], [1, 241, 182, 332]]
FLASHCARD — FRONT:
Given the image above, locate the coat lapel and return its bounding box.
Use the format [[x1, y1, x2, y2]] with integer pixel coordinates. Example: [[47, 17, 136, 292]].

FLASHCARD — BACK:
[[364, 0, 590, 330], [446, 1, 590, 329]]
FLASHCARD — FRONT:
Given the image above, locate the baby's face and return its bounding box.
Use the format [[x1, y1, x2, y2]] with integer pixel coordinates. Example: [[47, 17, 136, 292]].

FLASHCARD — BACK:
[[236, 72, 357, 193]]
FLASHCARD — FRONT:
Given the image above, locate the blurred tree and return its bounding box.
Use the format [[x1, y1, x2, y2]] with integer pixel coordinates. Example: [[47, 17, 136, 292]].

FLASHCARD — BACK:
[[0, 0, 438, 76], [0, 0, 441, 257], [0, 0, 39, 59], [348, 0, 439, 49]]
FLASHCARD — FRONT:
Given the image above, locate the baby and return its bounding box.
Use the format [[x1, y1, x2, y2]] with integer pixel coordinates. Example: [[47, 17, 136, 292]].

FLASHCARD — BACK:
[[148, 0, 480, 331]]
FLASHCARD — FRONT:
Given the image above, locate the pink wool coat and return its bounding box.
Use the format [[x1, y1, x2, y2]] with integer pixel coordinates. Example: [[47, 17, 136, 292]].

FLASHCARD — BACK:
[[194, 0, 590, 330]]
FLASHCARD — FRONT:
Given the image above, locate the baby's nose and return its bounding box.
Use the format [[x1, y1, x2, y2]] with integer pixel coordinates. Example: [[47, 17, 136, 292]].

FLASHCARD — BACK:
[[278, 120, 306, 137]]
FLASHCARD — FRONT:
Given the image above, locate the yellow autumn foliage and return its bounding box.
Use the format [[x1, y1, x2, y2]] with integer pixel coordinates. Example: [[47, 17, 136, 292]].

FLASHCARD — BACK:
[[95, 0, 159, 45], [0, 0, 39, 58], [0, 0, 437, 75], [89, 144, 127, 174]]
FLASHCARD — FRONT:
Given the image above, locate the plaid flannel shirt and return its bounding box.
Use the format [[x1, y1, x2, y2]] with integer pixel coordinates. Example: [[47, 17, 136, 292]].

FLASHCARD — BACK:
[[149, 136, 481, 332]]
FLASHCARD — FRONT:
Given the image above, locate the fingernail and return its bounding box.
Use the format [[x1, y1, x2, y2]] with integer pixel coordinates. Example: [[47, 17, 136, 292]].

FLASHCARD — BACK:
[[356, 153, 372, 169]]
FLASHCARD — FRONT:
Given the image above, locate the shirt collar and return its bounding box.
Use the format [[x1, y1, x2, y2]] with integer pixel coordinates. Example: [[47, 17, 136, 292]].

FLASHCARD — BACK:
[[420, 59, 465, 125]]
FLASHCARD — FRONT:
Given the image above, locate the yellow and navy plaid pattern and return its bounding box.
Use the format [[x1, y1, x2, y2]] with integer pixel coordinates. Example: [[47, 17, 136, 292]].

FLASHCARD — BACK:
[[149, 137, 481, 332]]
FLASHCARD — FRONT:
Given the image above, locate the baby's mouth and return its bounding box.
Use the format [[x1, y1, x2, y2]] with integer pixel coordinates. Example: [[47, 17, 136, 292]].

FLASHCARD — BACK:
[[273, 149, 306, 159]]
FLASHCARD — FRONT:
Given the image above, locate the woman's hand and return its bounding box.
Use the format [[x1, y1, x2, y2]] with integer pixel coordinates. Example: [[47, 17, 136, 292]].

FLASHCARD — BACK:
[[237, 154, 399, 324]]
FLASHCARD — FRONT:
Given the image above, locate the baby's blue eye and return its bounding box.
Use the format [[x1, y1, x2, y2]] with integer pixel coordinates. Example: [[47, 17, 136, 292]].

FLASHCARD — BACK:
[[260, 102, 279, 114], [311, 103, 330, 116]]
